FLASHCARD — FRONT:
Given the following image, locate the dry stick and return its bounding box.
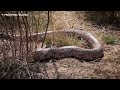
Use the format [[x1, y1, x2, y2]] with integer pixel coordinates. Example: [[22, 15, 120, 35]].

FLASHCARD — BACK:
[[51, 11, 55, 47], [0, 16, 5, 60], [8, 15, 16, 57], [0, 13, 8, 35], [31, 12, 46, 78], [33, 12, 38, 50], [40, 11, 50, 79], [29, 12, 35, 61], [25, 12, 33, 78], [17, 11, 23, 59], [26, 12, 34, 78], [41, 11, 50, 48], [29, 17, 32, 55], [37, 12, 41, 44], [50, 11, 60, 79], [31, 12, 34, 55], [31, 12, 39, 63], [24, 11, 31, 58], [32, 12, 39, 53], [22, 14, 29, 61], [0, 14, 9, 60], [26, 11, 34, 78], [28, 12, 32, 57], [31, 12, 35, 50], [52, 61, 59, 79], [22, 13, 32, 79], [12, 15, 17, 57]]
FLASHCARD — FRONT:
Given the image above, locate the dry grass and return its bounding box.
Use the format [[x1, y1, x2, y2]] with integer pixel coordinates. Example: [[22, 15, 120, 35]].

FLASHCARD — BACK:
[[45, 33, 90, 48]]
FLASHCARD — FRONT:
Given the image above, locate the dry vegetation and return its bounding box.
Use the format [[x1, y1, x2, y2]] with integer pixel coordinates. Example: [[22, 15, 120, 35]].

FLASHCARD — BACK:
[[45, 33, 90, 48], [0, 11, 120, 79]]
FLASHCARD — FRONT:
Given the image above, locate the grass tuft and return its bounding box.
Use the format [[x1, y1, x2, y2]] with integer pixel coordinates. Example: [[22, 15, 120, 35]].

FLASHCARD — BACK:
[[102, 35, 116, 45]]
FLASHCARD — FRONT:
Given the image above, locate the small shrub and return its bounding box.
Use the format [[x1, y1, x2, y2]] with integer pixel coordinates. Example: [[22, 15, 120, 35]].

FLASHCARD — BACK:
[[102, 35, 116, 44]]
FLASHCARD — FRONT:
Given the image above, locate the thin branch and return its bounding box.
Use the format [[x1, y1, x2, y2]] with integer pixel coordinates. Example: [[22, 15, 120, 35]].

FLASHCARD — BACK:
[[40, 11, 50, 79], [41, 11, 50, 48], [17, 11, 23, 59], [50, 11, 59, 79], [22, 12, 32, 79]]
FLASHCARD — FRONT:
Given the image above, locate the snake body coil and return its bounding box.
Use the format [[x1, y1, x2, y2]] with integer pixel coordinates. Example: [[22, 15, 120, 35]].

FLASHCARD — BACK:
[[33, 29, 104, 62], [0, 29, 104, 62]]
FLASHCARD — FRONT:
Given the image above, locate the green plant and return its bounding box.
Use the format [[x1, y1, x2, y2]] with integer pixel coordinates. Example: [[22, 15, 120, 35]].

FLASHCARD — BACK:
[[102, 35, 116, 44], [87, 15, 98, 21]]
